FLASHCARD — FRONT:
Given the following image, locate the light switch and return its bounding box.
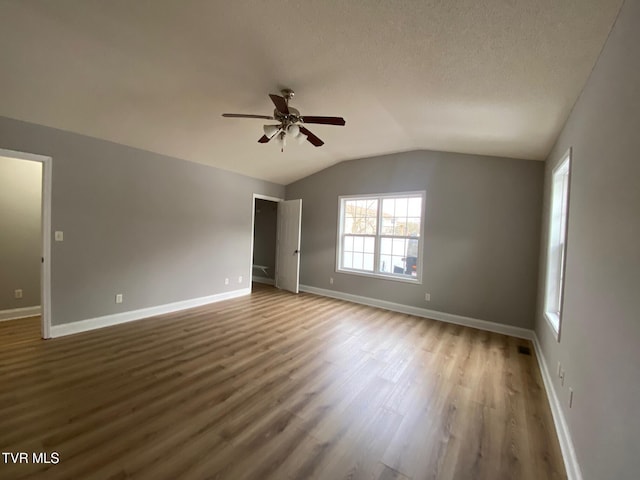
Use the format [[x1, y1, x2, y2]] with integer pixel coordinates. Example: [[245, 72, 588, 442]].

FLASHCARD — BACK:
[[55, 231, 64, 242]]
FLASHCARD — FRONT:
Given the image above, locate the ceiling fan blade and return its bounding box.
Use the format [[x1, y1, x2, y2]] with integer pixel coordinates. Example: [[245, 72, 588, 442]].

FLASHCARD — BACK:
[[222, 113, 274, 120], [299, 126, 324, 147], [258, 135, 271, 143], [301, 116, 346, 126], [269, 94, 290, 114]]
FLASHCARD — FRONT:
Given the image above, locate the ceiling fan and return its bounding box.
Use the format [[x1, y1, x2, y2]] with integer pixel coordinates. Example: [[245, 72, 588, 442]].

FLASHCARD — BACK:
[[222, 89, 346, 150]]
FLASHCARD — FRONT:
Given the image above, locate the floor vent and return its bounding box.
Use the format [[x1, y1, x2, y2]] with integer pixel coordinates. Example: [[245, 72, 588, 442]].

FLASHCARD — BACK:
[[517, 345, 532, 356]]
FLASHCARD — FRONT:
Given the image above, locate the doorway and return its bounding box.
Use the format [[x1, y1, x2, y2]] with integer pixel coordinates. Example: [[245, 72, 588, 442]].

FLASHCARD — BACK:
[[249, 194, 302, 294], [0, 148, 52, 339], [251, 196, 279, 287]]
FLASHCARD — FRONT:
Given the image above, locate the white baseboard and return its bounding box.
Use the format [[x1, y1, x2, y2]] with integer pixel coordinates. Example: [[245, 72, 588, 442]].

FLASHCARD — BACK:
[[0, 305, 42, 322], [50, 288, 251, 338], [532, 333, 583, 480], [299, 285, 533, 340], [252, 276, 275, 285]]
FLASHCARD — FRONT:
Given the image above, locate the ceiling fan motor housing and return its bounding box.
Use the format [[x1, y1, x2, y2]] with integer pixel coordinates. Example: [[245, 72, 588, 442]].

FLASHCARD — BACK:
[[274, 107, 300, 126]]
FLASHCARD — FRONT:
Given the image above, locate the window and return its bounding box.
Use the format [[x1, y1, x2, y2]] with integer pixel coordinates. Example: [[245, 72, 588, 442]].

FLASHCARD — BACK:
[[337, 192, 425, 282], [544, 150, 571, 338]]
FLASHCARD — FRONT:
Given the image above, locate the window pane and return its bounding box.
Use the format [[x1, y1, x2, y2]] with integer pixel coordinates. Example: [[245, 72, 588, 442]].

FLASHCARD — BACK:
[[365, 218, 377, 235], [382, 198, 395, 217], [364, 236, 375, 254], [379, 250, 419, 277], [343, 251, 353, 269], [382, 217, 394, 235], [345, 200, 357, 220], [405, 244, 419, 277], [392, 238, 406, 256], [353, 236, 364, 252], [407, 217, 421, 236], [391, 255, 405, 273], [363, 254, 374, 271], [365, 199, 378, 234], [344, 235, 354, 252], [394, 219, 408, 236], [406, 237, 419, 259], [380, 237, 392, 255], [408, 197, 422, 217], [346, 219, 355, 234], [394, 198, 408, 217], [379, 254, 392, 273], [350, 217, 375, 234], [381, 196, 421, 238], [353, 252, 364, 270], [344, 214, 354, 233]]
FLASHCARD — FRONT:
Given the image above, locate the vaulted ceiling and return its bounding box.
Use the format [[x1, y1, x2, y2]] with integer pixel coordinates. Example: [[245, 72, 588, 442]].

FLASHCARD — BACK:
[[0, 0, 623, 184]]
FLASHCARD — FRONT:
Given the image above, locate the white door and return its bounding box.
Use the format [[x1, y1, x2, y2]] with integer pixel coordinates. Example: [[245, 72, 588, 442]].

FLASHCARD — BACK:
[[275, 199, 302, 293]]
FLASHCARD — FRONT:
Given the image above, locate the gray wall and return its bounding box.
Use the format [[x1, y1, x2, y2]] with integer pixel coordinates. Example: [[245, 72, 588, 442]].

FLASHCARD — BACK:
[[0, 156, 42, 310], [252, 198, 277, 279], [286, 150, 544, 329], [0, 116, 284, 326], [535, 1, 640, 478]]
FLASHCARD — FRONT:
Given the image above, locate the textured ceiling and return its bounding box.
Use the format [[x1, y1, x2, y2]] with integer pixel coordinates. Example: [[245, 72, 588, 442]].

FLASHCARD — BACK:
[[0, 0, 623, 184]]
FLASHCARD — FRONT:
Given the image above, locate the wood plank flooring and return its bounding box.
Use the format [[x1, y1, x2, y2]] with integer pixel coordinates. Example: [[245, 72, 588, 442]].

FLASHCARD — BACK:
[[0, 284, 566, 480]]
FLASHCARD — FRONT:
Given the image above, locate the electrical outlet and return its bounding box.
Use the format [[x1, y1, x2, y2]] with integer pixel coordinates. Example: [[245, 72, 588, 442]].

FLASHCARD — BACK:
[[224, 278, 229, 285], [425, 293, 431, 302], [115, 294, 123, 304], [329, 277, 334, 285], [14, 289, 23, 299], [569, 388, 574, 408], [238, 276, 243, 283]]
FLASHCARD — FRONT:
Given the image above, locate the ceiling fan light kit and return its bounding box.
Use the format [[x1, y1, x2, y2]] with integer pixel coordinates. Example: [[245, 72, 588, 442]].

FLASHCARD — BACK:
[[263, 124, 280, 139], [222, 89, 346, 150], [287, 124, 300, 137], [295, 132, 307, 145]]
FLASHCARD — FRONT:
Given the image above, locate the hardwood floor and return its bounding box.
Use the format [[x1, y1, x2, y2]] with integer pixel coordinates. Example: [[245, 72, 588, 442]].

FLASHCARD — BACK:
[[0, 284, 566, 480]]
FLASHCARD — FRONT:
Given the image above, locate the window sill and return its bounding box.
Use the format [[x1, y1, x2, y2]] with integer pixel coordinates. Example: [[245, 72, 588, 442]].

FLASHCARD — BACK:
[[336, 268, 422, 285]]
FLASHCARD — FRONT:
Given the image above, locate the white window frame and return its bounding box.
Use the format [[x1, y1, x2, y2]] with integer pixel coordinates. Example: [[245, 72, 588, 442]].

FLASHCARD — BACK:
[[544, 149, 572, 340], [336, 191, 426, 284]]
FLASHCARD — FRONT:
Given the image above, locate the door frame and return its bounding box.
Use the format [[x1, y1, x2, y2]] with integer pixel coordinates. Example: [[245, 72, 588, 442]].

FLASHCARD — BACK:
[[249, 193, 284, 289], [0, 148, 52, 339]]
